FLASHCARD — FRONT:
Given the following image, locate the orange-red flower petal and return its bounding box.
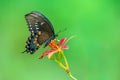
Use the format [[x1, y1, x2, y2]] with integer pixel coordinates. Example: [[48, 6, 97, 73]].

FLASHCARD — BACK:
[[62, 45, 69, 49], [38, 50, 57, 59], [59, 38, 66, 46]]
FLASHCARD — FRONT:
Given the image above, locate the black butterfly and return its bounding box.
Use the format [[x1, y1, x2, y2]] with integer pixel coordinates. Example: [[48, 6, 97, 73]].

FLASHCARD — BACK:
[[23, 11, 57, 54]]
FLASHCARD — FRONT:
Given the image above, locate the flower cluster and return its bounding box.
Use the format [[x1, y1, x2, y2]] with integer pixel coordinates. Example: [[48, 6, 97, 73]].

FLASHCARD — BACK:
[[39, 37, 69, 59], [39, 36, 77, 80]]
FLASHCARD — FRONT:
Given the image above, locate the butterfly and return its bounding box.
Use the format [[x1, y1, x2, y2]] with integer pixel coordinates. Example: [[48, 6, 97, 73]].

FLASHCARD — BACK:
[[23, 11, 57, 54]]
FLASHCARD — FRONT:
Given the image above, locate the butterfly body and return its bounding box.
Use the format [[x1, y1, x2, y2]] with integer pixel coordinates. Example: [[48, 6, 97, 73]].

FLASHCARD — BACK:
[[23, 11, 57, 54]]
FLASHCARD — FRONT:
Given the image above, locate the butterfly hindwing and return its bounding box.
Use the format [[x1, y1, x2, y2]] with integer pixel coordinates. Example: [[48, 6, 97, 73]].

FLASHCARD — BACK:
[[24, 32, 40, 54]]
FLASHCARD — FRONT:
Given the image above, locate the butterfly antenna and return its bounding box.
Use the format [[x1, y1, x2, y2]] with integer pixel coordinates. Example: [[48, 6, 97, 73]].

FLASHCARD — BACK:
[[57, 28, 67, 34]]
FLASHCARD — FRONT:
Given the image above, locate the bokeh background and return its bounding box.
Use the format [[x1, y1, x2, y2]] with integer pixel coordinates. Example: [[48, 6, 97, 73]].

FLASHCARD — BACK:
[[0, 0, 120, 80]]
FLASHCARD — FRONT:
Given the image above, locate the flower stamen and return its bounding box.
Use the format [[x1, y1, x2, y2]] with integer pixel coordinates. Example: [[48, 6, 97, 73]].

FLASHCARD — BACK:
[[48, 40, 59, 50]]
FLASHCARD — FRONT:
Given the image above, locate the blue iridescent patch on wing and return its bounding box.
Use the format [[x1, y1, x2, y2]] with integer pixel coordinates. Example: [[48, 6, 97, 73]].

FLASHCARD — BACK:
[[25, 32, 40, 54]]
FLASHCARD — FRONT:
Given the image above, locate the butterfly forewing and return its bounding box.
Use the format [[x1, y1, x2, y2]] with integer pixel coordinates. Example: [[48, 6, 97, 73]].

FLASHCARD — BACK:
[[25, 11, 55, 35]]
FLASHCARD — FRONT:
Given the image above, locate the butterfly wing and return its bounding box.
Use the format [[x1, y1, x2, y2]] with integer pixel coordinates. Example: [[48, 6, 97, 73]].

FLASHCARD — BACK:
[[24, 34, 40, 54], [25, 11, 55, 35], [23, 11, 56, 54]]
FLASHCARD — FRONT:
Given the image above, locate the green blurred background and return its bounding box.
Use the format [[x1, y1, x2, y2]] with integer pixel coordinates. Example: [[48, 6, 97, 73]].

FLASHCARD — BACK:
[[0, 0, 120, 80]]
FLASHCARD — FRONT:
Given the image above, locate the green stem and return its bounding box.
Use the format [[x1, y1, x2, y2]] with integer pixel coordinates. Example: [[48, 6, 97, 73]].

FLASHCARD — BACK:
[[61, 50, 69, 69], [54, 59, 66, 71], [68, 72, 77, 80], [54, 50, 77, 80]]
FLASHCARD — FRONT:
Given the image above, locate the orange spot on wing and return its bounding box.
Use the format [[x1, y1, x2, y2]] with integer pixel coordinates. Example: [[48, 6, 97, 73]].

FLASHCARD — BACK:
[[33, 41, 36, 44], [36, 44, 40, 47], [38, 31, 41, 35], [34, 38, 37, 41]]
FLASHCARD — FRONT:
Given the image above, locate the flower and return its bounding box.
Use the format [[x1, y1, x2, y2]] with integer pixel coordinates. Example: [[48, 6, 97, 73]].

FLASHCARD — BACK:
[[38, 37, 69, 59], [38, 36, 77, 80]]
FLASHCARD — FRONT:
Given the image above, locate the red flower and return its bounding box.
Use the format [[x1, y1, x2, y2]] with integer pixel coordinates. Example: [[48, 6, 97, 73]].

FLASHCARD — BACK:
[[38, 36, 77, 80], [38, 37, 70, 59]]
